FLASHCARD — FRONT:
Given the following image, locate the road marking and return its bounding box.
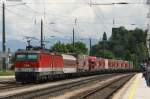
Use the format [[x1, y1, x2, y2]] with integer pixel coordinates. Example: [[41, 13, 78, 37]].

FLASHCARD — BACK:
[[128, 74, 140, 99]]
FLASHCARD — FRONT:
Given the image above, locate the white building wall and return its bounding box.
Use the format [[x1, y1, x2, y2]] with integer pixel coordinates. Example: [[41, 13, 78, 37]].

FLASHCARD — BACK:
[[0, 52, 13, 70]]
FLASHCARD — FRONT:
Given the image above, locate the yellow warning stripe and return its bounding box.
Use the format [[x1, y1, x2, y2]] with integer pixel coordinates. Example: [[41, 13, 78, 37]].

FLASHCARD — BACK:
[[128, 74, 140, 99]]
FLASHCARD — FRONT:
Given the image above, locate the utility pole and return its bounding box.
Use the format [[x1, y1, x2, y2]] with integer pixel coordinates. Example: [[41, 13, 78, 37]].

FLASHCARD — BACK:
[[147, 0, 150, 56], [73, 28, 75, 46], [89, 38, 92, 55], [1, 1, 26, 71], [103, 40, 105, 58], [2, 2, 6, 71], [113, 19, 115, 27], [72, 18, 77, 47], [102, 32, 107, 58], [2, 2, 6, 53], [41, 19, 43, 49]]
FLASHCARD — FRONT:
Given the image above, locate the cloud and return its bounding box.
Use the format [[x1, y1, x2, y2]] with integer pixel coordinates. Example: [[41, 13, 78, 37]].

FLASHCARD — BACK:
[[0, 0, 148, 51]]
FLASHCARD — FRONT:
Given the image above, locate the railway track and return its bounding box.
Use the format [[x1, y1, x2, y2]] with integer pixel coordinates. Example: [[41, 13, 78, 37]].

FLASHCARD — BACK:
[[0, 79, 20, 91], [0, 74, 110, 93], [0, 79, 36, 93], [0, 73, 134, 99], [0, 74, 113, 94], [71, 74, 133, 99]]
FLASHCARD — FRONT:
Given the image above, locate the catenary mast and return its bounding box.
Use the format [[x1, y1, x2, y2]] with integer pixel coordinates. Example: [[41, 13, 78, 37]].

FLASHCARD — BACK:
[[147, 0, 150, 56]]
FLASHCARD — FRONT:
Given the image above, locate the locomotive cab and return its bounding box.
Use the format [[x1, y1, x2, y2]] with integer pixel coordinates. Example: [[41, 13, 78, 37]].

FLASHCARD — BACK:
[[15, 53, 39, 71], [15, 49, 64, 82], [15, 51, 41, 82]]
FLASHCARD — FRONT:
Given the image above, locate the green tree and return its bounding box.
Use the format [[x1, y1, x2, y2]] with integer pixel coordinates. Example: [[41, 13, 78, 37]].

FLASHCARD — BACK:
[[51, 42, 68, 53], [74, 42, 88, 54], [96, 50, 115, 59], [92, 26, 148, 69], [102, 32, 107, 41], [51, 41, 88, 54]]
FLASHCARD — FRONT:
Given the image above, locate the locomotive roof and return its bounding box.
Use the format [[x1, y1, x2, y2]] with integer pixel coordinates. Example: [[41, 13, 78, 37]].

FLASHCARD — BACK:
[[15, 49, 53, 54], [61, 54, 76, 60]]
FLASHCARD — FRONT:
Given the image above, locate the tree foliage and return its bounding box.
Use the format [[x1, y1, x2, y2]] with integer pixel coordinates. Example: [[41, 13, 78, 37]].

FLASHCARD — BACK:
[[51, 41, 68, 53], [102, 32, 107, 41], [92, 27, 148, 69], [51, 41, 88, 54]]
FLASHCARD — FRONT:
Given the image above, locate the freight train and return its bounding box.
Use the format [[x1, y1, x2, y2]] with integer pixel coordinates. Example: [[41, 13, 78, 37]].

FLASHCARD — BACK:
[[15, 49, 133, 82]]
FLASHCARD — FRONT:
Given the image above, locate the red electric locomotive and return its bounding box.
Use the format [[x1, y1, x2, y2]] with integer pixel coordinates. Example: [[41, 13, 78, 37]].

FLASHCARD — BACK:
[[16, 50, 58, 82]]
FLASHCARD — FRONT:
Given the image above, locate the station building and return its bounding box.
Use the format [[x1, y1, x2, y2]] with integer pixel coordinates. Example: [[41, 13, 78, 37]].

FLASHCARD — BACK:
[[0, 52, 13, 70]]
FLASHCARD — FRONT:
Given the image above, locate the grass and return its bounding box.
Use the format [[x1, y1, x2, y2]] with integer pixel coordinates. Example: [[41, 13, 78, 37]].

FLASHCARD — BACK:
[[0, 71, 15, 76]]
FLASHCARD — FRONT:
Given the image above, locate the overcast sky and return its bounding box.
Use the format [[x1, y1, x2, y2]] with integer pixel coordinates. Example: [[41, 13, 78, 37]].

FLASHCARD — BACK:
[[0, 0, 149, 51]]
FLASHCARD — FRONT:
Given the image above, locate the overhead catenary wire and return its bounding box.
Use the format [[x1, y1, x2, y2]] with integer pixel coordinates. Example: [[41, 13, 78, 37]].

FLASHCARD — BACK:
[[83, 0, 111, 35], [2, 8, 134, 25], [20, 1, 145, 5], [0, 0, 147, 39], [1, 1, 146, 26], [1, 4, 41, 24], [20, 1, 89, 5], [0, 4, 34, 22], [4, 7, 32, 20], [23, 4, 41, 14], [90, 5, 111, 33]]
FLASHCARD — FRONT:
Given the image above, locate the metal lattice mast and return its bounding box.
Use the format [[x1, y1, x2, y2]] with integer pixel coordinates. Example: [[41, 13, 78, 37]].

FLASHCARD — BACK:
[[147, 0, 150, 56]]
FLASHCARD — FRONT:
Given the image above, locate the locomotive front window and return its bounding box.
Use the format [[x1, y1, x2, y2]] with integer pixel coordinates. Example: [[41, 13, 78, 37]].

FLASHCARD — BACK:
[[16, 55, 26, 60], [16, 54, 38, 61], [28, 54, 38, 60]]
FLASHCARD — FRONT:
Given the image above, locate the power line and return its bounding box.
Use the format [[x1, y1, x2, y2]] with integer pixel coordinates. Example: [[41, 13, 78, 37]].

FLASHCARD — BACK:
[[21, 2, 89, 5], [0, 0, 147, 35], [22, 1, 146, 5], [1, 4, 41, 23], [90, 1, 145, 6], [0, 5, 33, 19], [4, 7, 32, 20], [23, 4, 41, 14], [90, 5, 111, 33], [82, 0, 110, 33]]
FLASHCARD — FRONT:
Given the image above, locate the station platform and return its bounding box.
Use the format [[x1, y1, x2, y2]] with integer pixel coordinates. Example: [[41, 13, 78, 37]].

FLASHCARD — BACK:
[[113, 73, 150, 99], [0, 76, 14, 78]]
